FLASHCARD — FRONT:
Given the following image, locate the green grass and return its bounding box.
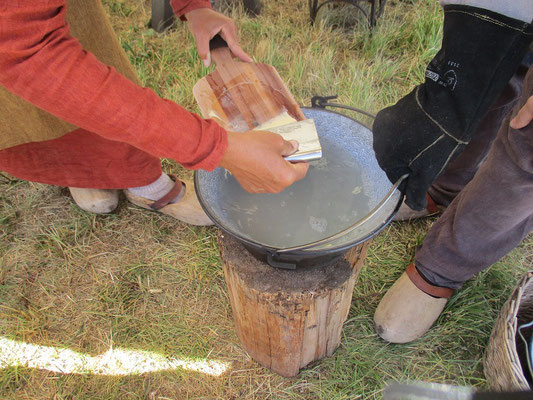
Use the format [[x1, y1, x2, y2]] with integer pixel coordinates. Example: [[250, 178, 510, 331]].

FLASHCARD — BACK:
[[1, 0, 532, 398]]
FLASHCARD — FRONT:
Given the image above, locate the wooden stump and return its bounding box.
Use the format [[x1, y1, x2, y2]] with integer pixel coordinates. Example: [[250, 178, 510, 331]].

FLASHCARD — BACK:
[[218, 233, 369, 377]]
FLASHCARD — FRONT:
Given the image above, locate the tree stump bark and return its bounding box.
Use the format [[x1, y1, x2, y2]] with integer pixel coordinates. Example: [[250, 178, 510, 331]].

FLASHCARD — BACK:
[[218, 233, 369, 377]]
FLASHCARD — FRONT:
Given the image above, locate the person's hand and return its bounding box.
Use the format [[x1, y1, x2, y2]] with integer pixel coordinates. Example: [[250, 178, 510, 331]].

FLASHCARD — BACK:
[[510, 95, 533, 129], [184, 8, 252, 68], [219, 130, 309, 193]]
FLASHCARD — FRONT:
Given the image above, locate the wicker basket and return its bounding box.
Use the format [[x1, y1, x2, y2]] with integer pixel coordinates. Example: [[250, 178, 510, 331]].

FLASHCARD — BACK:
[[483, 270, 533, 390]]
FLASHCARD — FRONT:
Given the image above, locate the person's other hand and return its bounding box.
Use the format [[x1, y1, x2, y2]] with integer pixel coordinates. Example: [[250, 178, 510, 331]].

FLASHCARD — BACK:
[[184, 8, 252, 67], [219, 130, 309, 193], [510, 95, 533, 129]]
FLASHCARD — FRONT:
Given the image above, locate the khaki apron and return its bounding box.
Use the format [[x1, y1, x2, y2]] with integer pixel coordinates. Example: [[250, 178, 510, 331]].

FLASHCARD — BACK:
[[0, 0, 140, 150]]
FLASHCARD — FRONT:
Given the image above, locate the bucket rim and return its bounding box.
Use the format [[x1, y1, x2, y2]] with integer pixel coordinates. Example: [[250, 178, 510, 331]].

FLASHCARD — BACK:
[[194, 106, 403, 256]]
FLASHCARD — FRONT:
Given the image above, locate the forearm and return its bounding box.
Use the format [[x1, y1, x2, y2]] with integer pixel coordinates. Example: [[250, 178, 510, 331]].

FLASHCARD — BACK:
[[439, 0, 533, 22], [0, 1, 226, 170]]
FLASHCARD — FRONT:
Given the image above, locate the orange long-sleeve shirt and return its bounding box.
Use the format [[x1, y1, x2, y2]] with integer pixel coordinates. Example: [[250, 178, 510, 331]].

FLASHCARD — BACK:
[[0, 0, 226, 171]]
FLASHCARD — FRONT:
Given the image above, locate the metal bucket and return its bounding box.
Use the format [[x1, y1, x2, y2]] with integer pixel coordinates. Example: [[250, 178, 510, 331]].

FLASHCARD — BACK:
[[195, 104, 404, 269]]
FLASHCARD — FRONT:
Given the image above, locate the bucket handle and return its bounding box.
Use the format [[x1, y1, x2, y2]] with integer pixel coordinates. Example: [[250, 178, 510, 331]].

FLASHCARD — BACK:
[[275, 174, 408, 254], [273, 96, 404, 253], [266, 252, 297, 270], [311, 95, 376, 120]]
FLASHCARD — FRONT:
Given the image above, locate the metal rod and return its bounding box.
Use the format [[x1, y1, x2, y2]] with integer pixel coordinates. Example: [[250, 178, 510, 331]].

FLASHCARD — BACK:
[[276, 174, 408, 253], [318, 102, 376, 119]]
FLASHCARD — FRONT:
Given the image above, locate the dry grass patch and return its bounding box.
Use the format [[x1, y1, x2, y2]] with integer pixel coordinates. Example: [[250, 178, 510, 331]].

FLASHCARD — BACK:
[[1, 0, 532, 399]]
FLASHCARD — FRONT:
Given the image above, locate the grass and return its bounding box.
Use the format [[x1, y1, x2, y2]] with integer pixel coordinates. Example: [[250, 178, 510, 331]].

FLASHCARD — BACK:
[[0, 0, 532, 398]]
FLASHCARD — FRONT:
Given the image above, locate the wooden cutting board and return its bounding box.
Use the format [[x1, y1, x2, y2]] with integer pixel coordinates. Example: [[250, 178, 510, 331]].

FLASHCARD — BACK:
[[193, 35, 306, 132]]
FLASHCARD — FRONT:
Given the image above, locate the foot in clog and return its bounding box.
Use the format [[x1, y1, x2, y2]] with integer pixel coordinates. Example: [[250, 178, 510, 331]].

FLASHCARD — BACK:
[[373, 264, 454, 343], [393, 193, 444, 222], [69, 187, 119, 214], [124, 176, 213, 226]]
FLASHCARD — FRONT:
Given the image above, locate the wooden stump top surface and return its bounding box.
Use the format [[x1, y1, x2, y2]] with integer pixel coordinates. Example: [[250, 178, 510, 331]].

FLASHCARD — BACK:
[[218, 233, 355, 294]]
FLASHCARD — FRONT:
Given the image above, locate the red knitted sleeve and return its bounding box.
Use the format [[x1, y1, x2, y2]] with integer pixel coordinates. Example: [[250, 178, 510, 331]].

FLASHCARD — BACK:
[[0, 1, 227, 171]]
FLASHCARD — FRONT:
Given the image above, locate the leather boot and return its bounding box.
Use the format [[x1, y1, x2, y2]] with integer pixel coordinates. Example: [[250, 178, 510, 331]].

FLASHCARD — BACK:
[[374, 264, 454, 343], [393, 193, 444, 221]]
